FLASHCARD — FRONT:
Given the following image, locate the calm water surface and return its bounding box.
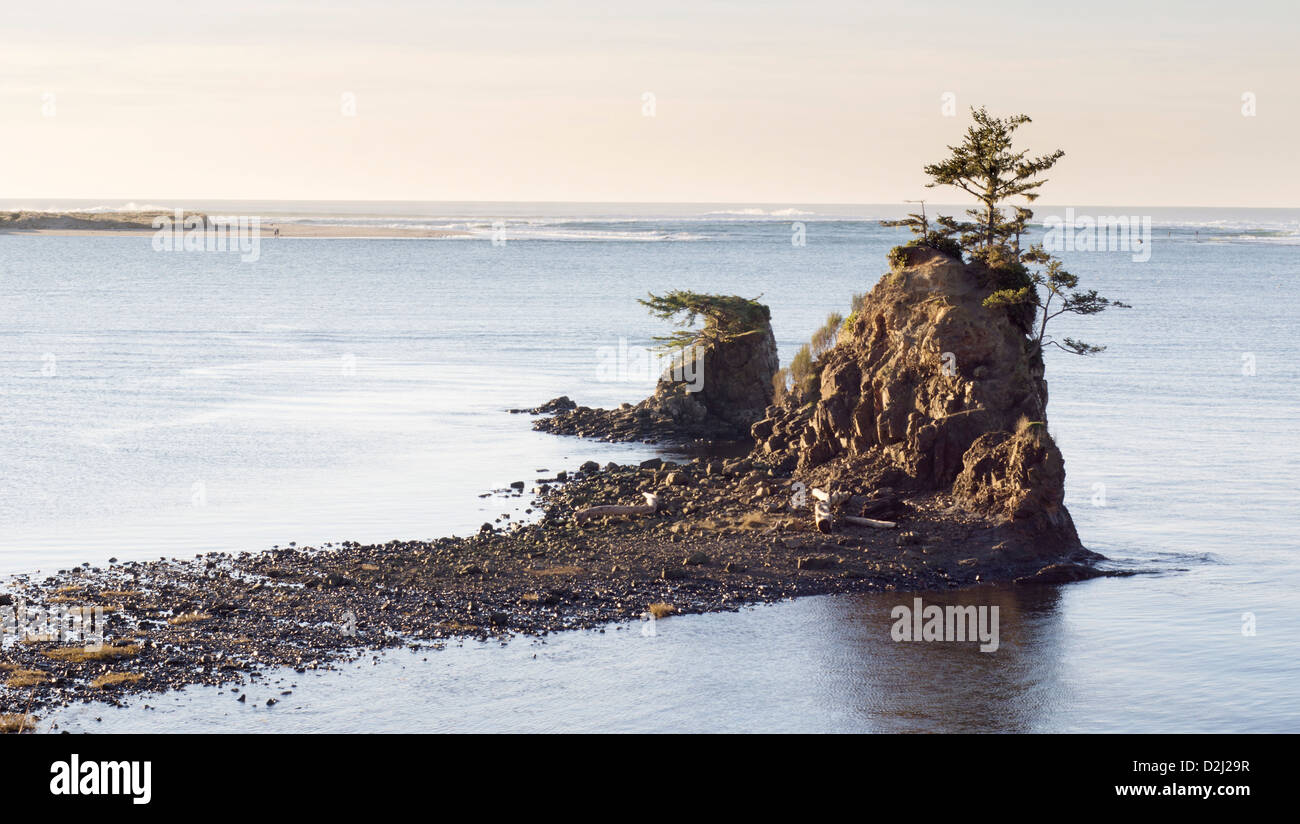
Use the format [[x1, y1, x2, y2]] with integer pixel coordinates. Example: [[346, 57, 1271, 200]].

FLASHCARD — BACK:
[[2, 205, 1297, 732]]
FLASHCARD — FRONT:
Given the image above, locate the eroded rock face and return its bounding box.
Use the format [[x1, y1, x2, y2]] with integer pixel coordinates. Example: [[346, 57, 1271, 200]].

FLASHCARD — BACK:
[[952, 425, 1071, 531], [751, 247, 1077, 547]]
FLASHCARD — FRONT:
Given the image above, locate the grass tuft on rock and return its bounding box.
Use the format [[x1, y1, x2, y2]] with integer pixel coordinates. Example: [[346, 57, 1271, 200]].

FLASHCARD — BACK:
[[647, 602, 676, 619], [90, 672, 144, 689], [44, 644, 140, 663], [4, 669, 50, 688], [0, 713, 38, 734]]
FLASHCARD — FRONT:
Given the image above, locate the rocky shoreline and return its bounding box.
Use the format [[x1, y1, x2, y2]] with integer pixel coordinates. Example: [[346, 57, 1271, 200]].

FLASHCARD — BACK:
[[0, 454, 1117, 725]]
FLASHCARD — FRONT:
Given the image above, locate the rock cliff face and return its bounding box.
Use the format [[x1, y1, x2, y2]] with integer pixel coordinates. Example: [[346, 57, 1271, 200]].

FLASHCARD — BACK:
[[534, 304, 779, 442], [751, 247, 1079, 547]]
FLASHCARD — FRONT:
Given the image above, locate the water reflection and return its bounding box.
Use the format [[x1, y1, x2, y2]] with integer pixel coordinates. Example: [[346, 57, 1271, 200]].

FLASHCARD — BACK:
[[47, 588, 1072, 733], [803, 586, 1069, 732]]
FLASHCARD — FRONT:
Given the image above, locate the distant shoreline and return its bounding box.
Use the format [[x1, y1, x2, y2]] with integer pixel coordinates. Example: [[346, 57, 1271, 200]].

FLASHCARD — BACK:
[[8, 226, 469, 238], [0, 210, 467, 239]]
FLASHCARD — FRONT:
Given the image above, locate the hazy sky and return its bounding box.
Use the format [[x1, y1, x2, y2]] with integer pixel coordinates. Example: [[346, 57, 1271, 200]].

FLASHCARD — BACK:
[[2, 0, 1297, 206]]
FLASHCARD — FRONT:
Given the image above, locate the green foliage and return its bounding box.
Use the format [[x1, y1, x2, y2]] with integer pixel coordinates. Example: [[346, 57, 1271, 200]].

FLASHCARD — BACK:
[[982, 249, 1131, 355], [788, 344, 816, 395], [771, 367, 790, 404], [880, 206, 964, 260], [777, 311, 845, 403], [639, 291, 769, 351], [810, 312, 843, 357], [922, 233, 964, 260], [985, 286, 1033, 307], [881, 108, 1059, 266], [974, 251, 1036, 331], [844, 292, 868, 331], [923, 107, 1063, 258], [884, 106, 1129, 356]]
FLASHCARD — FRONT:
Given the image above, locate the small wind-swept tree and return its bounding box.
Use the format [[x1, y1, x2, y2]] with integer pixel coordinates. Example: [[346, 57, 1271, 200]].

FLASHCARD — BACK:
[[922, 107, 1063, 260], [639, 291, 768, 350], [984, 245, 1131, 355], [884, 106, 1128, 357]]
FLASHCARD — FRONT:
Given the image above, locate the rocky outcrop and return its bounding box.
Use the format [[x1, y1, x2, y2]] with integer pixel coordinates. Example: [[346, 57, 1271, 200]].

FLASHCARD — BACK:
[[751, 247, 1079, 549], [533, 303, 779, 443], [952, 424, 1067, 525], [684, 319, 780, 431]]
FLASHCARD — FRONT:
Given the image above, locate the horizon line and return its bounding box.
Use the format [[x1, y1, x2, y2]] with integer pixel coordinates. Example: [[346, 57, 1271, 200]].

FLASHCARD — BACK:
[[4, 198, 1298, 211]]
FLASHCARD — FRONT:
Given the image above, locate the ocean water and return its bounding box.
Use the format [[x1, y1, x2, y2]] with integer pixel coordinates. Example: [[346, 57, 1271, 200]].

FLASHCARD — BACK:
[[2, 204, 1298, 732]]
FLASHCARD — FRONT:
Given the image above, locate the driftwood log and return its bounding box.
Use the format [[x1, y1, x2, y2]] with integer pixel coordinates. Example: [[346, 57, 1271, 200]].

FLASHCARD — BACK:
[[574, 492, 660, 524], [812, 488, 848, 533], [811, 487, 895, 532], [814, 500, 834, 534]]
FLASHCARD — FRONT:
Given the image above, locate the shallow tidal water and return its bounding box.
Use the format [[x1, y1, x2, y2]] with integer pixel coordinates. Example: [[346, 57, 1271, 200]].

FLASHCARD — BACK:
[[3, 204, 1298, 732], [47, 574, 1297, 734]]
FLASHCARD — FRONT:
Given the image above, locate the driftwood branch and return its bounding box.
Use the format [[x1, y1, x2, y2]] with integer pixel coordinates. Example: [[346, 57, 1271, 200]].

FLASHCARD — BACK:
[[811, 487, 897, 532], [574, 492, 661, 524], [842, 515, 897, 530], [811, 488, 850, 507]]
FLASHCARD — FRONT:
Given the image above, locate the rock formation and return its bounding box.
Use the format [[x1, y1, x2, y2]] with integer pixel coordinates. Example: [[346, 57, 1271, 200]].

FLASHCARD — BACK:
[[533, 299, 779, 443], [751, 247, 1080, 550]]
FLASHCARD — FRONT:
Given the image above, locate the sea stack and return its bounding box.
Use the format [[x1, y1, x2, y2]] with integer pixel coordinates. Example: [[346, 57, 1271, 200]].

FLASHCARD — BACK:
[[534, 296, 779, 442], [752, 246, 1081, 555]]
